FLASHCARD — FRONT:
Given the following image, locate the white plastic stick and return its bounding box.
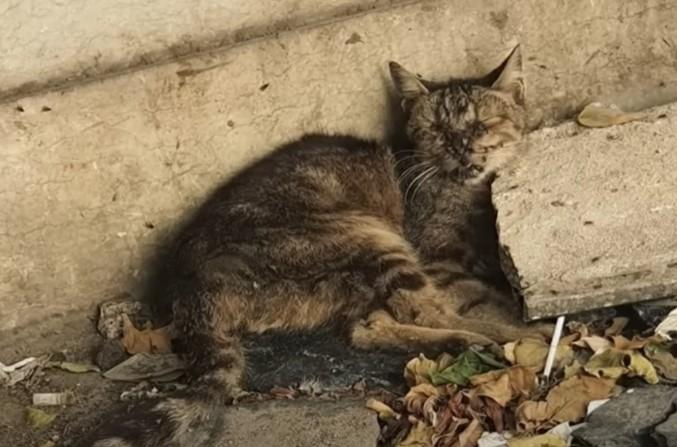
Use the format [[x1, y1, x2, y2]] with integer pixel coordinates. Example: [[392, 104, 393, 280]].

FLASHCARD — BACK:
[[543, 316, 566, 380]]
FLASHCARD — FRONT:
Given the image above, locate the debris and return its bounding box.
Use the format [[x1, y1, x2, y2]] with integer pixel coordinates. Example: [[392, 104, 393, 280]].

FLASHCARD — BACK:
[[32, 392, 74, 406], [516, 375, 615, 432], [430, 349, 505, 386], [270, 386, 299, 400], [470, 367, 537, 407], [121, 314, 172, 354], [656, 307, 677, 339], [26, 407, 56, 430], [103, 352, 185, 382], [644, 343, 677, 381], [542, 316, 566, 380], [95, 338, 128, 371], [48, 361, 100, 374], [505, 338, 573, 372], [399, 419, 434, 446], [577, 102, 644, 128], [507, 434, 565, 447], [573, 386, 677, 447], [97, 299, 144, 339], [478, 431, 510, 447], [1, 355, 49, 386], [583, 348, 659, 384]]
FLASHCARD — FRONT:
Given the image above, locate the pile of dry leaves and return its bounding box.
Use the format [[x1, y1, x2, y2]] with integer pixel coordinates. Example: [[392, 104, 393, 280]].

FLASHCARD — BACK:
[[367, 317, 677, 447]]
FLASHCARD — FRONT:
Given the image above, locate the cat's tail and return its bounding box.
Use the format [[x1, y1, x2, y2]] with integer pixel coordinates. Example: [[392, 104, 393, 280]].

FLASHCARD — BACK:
[[76, 330, 245, 446]]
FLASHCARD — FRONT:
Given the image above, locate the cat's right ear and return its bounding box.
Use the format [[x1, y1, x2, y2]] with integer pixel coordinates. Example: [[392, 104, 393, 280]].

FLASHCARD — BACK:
[[389, 62, 429, 100]]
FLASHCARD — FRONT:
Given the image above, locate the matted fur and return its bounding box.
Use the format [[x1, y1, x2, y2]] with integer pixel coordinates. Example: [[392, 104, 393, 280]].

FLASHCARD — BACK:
[[79, 46, 550, 447]]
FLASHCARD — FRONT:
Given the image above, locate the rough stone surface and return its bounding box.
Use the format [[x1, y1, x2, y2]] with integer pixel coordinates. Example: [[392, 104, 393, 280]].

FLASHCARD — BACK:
[[3, 0, 677, 355], [0, 0, 407, 101], [494, 104, 677, 319], [655, 411, 677, 447], [572, 386, 677, 447]]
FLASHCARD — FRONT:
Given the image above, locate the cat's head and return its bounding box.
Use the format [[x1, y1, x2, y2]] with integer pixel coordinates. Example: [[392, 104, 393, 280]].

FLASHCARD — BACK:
[[389, 45, 525, 184]]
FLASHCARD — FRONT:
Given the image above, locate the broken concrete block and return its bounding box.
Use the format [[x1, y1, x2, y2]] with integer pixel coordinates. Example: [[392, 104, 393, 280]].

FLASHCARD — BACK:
[[494, 104, 677, 319], [572, 386, 677, 447]]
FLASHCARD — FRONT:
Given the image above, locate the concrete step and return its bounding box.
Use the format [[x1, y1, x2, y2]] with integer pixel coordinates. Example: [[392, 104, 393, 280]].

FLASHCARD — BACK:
[[494, 103, 677, 319], [2, 0, 677, 356]]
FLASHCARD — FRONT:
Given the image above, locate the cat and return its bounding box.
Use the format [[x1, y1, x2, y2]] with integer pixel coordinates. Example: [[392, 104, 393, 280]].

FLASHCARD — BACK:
[[77, 45, 549, 447]]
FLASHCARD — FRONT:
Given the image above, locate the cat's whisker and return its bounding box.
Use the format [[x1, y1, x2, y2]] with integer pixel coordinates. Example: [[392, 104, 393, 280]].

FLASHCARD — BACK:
[[411, 167, 439, 203], [405, 165, 436, 203], [398, 161, 432, 184]]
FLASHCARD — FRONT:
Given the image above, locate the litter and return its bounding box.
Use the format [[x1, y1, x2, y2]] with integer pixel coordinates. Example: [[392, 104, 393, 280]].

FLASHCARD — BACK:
[[32, 392, 74, 406], [103, 352, 185, 382]]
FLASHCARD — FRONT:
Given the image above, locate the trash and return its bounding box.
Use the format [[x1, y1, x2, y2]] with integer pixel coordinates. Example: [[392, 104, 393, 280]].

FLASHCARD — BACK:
[[430, 348, 505, 386], [1, 355, 49, 386], [656, 307, 677, 339], [97, 299, 144, 339], [577, 102, 644, 128], [26, 407, 56, 429], [103, 352, 185, 382], [121, 314, 172, 354], [32, 392, 74, 406], [48, 361, 100, 374]]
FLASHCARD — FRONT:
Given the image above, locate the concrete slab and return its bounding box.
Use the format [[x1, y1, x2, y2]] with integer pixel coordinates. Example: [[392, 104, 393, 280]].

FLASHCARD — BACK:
[[494, 104, 677, 320], [0, 0, 407, 101], [3, 0, 677, 354]]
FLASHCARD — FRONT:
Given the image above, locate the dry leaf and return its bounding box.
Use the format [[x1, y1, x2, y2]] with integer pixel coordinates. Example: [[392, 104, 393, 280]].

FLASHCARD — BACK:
[[577, 102, 643, 128], [367, 398, 398, 419], [508, 434, 566, 447], [516, 375, 615, 431], [26, 407, 56, 430], [656, 307, 677, 339], [563, 359, 583, 379], [644, 344, 677, 381], [511, 338, 573, 371], [270, 386, 298, 400], [611, 335, 662, 350], [471, 367, 537, 407], [121, 314, 172, 354], [573, 336, 612, 354], [405, 354, 439, 386], [604, 317, 629, 336], [504, 342, 517, 364], [404, 383, 440, 415], [49, 361, 100, 374], [399, 419, 433, 447], [452, 419, 484, 447], [584, 349, 659, 384]]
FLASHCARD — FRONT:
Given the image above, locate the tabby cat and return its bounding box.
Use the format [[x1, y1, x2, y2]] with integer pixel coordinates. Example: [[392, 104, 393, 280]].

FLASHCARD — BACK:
[[79, 45, 549, 447]]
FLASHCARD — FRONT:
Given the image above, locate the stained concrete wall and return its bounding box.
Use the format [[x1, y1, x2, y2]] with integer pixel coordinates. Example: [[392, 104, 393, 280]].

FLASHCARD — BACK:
[[2, 0, 677, 356], [0, 0, 406, 100]]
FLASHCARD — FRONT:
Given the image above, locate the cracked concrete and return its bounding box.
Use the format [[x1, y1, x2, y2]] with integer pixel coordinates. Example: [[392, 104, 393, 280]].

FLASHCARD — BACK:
[[2, 0, 677, 356], [494, 103, 677, 319]]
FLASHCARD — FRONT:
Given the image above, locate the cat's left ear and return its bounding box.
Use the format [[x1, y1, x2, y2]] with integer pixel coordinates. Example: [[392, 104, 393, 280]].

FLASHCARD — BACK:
[[490, 45, 525, 105], [389, 61, 429, 100]]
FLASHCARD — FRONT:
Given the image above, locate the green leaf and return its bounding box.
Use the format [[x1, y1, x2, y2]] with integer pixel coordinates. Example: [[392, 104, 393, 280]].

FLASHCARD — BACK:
[[429, 349, 505, 386]]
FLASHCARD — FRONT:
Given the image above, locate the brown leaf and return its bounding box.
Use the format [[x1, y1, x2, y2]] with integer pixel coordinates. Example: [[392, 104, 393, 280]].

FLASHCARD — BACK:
[[405, 354, 439, 386], [471, 367, 537, 407], [604, 317, 629, 336], [584, 348, 659, 384], [508, 433, 566, 447], [121, 314, 172, 354], [611, 335, 663, 350], [398, 419, 433, 447], [573, 336, 612, 353], [644, 343, 677, 381], [577, 102, 644, 128], [404, 383, 440, 416], [270, 386, 298, 400], [451, 419, 483, 447], [510, 338, 573, 372], [516, 375, 615, 431]]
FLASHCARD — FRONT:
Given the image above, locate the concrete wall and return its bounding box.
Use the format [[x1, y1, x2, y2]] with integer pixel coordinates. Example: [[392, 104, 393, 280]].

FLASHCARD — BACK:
[[2, 0, 677, 355], [0, 0, 406, 100]]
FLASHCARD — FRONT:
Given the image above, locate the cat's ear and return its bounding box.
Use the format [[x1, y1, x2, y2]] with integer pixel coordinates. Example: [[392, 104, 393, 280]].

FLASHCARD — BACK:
[[490, 45, 525, 105], [389, 61, 429, 100]]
